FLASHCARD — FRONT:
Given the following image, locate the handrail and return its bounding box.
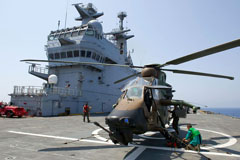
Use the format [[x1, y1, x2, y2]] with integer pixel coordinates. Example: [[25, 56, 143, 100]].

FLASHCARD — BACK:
[[12, 86, 81, 97], [29, 65, 48, 74]]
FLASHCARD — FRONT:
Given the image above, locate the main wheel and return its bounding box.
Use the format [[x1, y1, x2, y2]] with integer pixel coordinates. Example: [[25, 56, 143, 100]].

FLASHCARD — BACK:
[[6, 111, 14, 118]]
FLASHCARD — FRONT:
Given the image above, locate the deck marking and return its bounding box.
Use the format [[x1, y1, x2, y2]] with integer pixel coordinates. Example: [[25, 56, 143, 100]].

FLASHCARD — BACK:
[[138, 135, 165, 140], [8, 131, 114, 145], [128, 144, 240, 158], [92, 127, 238, 149], [179, 127, 238, 150], [198, 128, 237, 150], [138, 130, 174, 140], [93, 127, 240, 158], [92, 128, 112, 143], [8, 131, 78, 141], [124, 147, 145, 160], [8, 129, 240, 158]]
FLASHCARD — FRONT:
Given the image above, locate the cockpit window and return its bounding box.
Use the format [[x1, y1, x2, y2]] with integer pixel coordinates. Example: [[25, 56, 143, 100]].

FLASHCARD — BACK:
[[124, 87, 143, 99], [122, 77, 152, 91]]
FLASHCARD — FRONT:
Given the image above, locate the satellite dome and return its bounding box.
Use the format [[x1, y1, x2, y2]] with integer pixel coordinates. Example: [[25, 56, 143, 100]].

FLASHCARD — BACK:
[[48, 74, 58, 84], [88, 20, 103, 34]]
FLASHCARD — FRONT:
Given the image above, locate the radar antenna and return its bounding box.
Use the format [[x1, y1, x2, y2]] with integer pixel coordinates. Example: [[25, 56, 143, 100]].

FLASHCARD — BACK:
[[118, 12, 127, 31]]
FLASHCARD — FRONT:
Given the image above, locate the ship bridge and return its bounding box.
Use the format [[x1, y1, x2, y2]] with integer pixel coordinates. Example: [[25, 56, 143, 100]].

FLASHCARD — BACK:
[[11, 3, 136, 116]]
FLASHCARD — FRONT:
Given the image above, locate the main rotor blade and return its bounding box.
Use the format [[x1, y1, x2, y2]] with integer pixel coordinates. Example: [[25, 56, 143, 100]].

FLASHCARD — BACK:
[[114, 72, 141, 84], [161, 39, 240, 67], [162, 69, 234, 80], [21, 59, 144, 68]]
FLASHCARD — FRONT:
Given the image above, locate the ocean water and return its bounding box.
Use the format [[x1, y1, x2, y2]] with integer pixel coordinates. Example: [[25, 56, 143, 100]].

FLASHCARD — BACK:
[[203, 108, 240, 118]]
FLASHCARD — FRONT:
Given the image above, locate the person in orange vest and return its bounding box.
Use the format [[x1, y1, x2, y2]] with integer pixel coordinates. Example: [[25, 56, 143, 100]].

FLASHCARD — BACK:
[[83, 103, 90, 122]]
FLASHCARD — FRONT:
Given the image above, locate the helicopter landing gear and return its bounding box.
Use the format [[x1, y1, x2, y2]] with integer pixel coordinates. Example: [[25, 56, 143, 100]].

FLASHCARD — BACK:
[[94, 122, 133, 145], [109, 128, 133, 145]]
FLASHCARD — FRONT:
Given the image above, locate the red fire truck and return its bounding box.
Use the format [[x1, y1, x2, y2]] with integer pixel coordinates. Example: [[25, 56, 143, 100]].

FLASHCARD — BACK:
[[0, 105, 28, 118]]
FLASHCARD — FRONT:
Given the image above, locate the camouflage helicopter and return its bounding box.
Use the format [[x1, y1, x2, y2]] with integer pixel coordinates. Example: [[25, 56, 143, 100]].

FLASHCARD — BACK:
[[22, 38, 240, 145]]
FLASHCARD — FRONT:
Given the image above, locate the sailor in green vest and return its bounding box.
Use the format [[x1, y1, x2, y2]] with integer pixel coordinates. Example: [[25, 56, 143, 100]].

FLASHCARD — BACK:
[[183, 124, 202, 151]]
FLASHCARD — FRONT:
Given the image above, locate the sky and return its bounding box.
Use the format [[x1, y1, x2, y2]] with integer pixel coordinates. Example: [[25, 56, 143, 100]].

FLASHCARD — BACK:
[[0, 0, 240, 108]]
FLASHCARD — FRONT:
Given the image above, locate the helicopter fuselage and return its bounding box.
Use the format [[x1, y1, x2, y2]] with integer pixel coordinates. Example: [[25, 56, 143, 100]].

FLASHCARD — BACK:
[[105, 76, 172, 145]]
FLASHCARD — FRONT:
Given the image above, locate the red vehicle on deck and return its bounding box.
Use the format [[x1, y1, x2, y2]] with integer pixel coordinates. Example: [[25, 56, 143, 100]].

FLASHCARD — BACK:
[[0, 106, 28, 118]]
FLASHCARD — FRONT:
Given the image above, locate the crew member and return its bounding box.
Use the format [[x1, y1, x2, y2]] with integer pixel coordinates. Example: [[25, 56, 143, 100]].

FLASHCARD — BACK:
[[169, 105, 179, 135], [83, 103, 90, 122], [183, 124, 202, 151]]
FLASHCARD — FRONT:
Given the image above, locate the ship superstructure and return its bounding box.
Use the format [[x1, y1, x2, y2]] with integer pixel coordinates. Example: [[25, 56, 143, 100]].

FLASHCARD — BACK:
[[10, 3, 136, 116]]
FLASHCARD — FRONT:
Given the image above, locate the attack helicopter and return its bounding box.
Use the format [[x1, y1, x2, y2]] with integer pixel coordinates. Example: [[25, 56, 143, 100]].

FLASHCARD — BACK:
[[21, 38, 240, 145]]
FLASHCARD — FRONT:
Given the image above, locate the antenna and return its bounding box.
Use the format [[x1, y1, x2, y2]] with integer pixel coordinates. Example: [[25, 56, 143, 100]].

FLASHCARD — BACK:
[[58, 20, 60, 30], [64, 0, 69, 28], [118, 12, 127, 31]]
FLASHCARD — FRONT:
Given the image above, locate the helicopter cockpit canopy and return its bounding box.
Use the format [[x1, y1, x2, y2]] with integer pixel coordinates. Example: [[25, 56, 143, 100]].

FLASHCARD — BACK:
[[124, 86, 143, 99], [121, 77, 157, 92], [121, 77, 164, 100], [121, 77, 172, 100]]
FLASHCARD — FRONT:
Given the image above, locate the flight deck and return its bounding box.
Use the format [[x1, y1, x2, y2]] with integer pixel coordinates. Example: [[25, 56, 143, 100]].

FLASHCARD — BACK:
[[0, 111, 240, 160]]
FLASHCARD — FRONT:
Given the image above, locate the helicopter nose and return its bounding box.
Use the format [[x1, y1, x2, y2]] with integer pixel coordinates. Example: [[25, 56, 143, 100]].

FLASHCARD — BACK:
[[105, 108, 148, 145], [105, 116, 135, 128], [105, 108, 147, 129]]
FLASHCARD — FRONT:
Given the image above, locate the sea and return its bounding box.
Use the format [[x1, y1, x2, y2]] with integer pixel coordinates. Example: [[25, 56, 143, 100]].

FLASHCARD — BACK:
[[203, 107, 240, 118]]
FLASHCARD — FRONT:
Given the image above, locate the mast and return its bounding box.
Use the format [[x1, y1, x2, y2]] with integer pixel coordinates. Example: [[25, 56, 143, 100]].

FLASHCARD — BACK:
[[118, 12, 127, 31], [104, 11, 134, 65]]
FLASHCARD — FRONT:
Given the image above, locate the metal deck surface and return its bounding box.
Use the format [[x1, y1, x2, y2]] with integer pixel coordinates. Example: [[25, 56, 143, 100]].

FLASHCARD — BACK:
[[0, 112, 240, 160]]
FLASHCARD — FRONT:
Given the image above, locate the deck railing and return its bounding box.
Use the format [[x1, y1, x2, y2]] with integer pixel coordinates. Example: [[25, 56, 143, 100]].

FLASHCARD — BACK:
[[12, 86, 81, 97], [29, 65, 49, 75]]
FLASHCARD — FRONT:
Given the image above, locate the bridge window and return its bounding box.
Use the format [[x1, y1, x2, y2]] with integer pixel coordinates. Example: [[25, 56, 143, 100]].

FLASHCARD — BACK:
[[81, 50, 86, 57], [59, 34, 65, 38], [55, 53, 60, 59], [48, 53, 54, 59], [79, 30, 84, 36], [65, 32, 71, 38], [74, 50, 79, 57], [53, 35, 58, 40], [67, 51, 73, 58], [72, 31, 78, 37], [101, 57, 105, 63], [96, 55, 100, 61], [61, 52, 66, 58], [92, 52, 96, 59], [86, 51, 91, 58]]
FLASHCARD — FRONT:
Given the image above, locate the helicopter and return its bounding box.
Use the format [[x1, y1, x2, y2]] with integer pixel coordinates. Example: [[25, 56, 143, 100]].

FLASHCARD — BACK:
[[21, 38, 240, 145]]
